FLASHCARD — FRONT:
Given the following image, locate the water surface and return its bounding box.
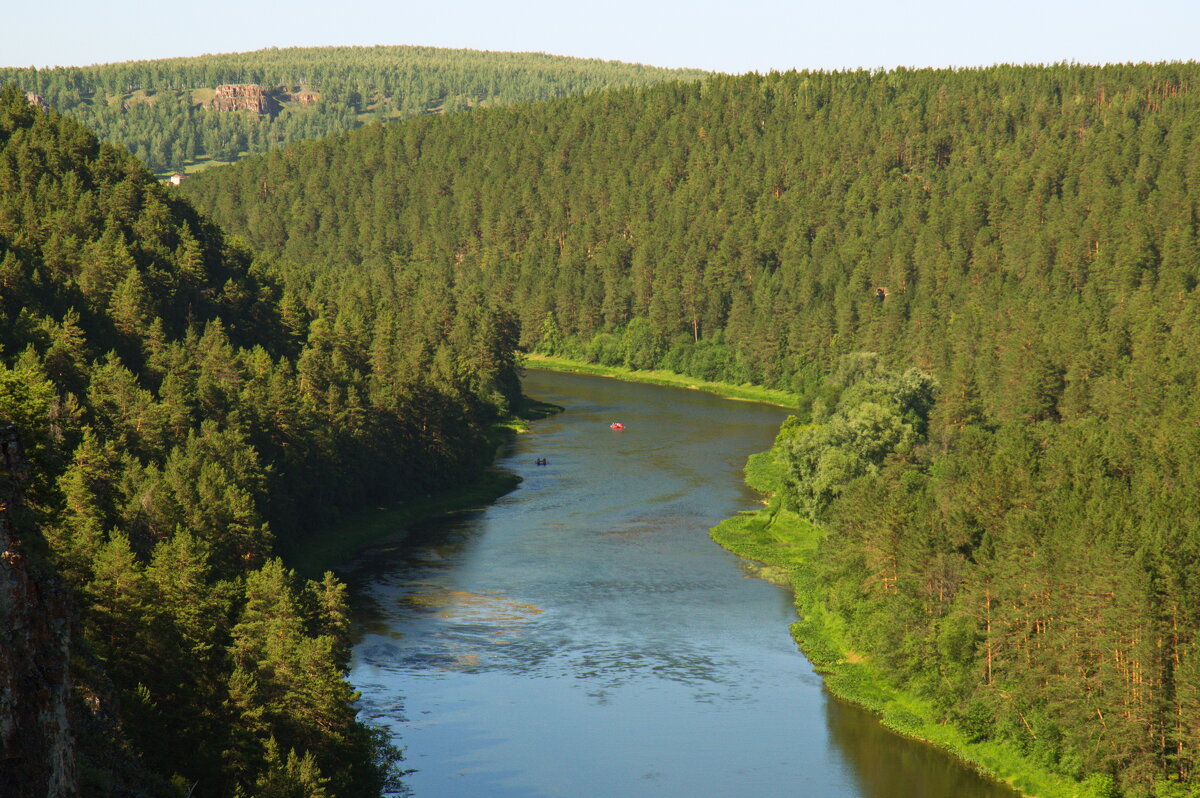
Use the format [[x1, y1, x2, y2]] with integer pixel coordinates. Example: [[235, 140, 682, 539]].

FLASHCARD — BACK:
[[347, 369, 1018, 798]]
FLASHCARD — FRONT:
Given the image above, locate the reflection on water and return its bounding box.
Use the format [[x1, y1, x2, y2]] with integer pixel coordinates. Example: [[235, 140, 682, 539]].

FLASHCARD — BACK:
[[346, 369, 1019, 798], [826, 696, 1018, 797]]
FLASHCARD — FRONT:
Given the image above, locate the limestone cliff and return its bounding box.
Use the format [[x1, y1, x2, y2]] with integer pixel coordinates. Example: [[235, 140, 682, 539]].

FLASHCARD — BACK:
[[0, 425, 78, 798]]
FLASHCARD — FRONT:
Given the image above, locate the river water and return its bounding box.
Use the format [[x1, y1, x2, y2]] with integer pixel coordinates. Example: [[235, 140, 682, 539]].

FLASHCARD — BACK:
[[346, 369, 1018, 798]]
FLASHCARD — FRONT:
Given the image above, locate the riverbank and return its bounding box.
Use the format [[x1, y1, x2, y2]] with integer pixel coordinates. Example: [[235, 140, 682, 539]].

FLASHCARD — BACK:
[[525, 357, 1091, 796], [524, 354, 801, 408], [710, 448, 1097, 798], [288, 395, 562, 578]]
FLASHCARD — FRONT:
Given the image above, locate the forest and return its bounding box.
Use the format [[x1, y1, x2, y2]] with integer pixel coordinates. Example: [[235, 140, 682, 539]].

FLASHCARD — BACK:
[[0, 82, 522, 796], [177, 63, 1200, 796], [0, 45, 705, 174]]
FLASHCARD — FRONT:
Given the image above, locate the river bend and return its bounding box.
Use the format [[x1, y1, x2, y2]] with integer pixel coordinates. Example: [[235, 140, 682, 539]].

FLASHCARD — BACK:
[[346, 369, 1018, 798]]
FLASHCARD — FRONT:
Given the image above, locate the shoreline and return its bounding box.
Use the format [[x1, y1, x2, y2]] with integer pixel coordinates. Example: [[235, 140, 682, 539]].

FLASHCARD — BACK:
[[292, 357, 1084, 797], [523, 354, 801, 408], [286, 469, 523, 578], [287, 395, 561, 578], [710, 449, 1086, 798], [288, 356, 792, 579]]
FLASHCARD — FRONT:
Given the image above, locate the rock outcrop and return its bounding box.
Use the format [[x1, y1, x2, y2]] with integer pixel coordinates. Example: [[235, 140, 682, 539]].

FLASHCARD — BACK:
[[208, 84, 277, 114], [0, 425, 78, 798], [289, 90, 321, 105]]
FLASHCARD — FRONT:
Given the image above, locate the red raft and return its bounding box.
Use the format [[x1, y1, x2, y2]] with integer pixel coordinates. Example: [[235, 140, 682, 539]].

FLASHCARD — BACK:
[[610, 422, 625, 430]]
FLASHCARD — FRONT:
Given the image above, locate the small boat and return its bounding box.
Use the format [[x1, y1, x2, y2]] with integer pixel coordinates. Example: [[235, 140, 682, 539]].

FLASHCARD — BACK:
[[610, 422, 625, 430]]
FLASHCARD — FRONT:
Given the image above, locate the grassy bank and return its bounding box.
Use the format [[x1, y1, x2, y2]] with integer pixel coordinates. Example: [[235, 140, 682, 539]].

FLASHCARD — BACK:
[[711, 449, 1098, 798], [288, 396, 562, 578], [524, 354, 801, 408]]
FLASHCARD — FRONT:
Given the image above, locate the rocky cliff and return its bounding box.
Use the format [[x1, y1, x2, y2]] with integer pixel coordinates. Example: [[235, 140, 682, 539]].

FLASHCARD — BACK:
[[0, 425, 78, 798], [207, 84, 278, 114], [206, 84, 320, 114]]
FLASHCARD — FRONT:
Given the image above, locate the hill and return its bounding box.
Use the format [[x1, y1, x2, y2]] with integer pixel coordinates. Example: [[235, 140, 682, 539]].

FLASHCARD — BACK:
[[0, 82, 520, 797], [0, 45, 707, 174], [180, 62, 1200, 796]]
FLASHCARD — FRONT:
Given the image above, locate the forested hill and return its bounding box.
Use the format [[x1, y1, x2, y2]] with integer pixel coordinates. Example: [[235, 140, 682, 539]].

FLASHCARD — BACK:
[[0, 83, 519, 796], [0, 45, 707, 174], [183, 63, 1200, 794]]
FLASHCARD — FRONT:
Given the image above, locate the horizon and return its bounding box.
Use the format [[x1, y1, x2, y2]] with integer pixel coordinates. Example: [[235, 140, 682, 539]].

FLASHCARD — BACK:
[[6, 0, 1199, 75], [8, 42, 1200, 76]]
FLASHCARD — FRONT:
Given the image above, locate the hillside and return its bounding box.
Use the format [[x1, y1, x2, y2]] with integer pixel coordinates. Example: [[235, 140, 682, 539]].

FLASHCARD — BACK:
[[181, 63, 1200, 795], [0, 82, 520, 797], [0, 45, 707, 174]]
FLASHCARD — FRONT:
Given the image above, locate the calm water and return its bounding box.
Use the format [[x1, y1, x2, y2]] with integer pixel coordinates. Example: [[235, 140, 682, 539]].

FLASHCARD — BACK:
[[346, 369, 1018, 798]]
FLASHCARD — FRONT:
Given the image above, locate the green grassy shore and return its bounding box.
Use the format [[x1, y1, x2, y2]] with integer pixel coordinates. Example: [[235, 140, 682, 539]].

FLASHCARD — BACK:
[[295, 355, 1097, 796], [523, 359, 1069, 793], [710, 450, 1109, 798], [524, 354, 801, 408]]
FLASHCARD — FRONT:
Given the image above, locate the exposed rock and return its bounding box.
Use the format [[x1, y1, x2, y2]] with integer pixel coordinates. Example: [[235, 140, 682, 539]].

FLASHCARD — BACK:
[[208, 84, 278, 114], [0, 425, 78, 798], [24, 92, 49, 112], [290, 90, 321, 105]]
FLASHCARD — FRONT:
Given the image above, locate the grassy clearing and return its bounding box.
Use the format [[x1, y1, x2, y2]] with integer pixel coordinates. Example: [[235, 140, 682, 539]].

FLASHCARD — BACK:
[[711, 450, 1092, 798], [524, 354, 801, 408]]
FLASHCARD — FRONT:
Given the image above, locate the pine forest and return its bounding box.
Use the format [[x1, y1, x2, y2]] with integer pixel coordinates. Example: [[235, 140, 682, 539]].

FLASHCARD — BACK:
[[182, 63, 1200, 796], [0, 82, 520, 796], [0, 46, 706, 174], [4, 49, 1200, 798]]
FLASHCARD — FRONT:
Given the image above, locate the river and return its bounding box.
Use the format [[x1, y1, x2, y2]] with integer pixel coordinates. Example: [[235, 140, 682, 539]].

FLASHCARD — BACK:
[[345, 369, 1019, 798]]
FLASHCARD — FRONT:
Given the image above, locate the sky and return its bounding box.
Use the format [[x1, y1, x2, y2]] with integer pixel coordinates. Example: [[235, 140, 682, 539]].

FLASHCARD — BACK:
[[3, 0, 1198, 74]]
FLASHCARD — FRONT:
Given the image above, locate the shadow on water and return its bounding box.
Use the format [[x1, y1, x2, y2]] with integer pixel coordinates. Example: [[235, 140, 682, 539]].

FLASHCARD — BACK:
[[344, 510, 495, 632], [825, 692, 1021, 797]]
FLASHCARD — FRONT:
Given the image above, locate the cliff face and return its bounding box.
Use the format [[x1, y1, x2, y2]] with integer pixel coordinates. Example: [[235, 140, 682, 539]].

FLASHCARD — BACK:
[[206, 84, 319, 114], [0, 425, 78, 798], [208, 84, 278, 114]]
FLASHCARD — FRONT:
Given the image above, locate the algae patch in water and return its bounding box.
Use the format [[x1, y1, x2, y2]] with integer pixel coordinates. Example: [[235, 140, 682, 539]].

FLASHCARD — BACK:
[[406, 589, 544, 624]]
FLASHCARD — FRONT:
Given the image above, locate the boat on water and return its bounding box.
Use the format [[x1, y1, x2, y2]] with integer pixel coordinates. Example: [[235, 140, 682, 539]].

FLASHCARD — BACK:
[[610, 422, 625, 430]]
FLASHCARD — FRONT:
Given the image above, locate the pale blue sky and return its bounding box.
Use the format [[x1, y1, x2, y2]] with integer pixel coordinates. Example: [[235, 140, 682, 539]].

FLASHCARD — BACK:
[[3, 0, 1198, 74]]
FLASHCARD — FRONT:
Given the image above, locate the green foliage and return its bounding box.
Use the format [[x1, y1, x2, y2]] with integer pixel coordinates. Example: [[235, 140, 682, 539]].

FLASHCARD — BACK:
[[0, 356, 63, 505], [0, 82, 515, 795], [245, 738, 331, 798], [179, 62, 1200, 793], [781, 362, 935, 518], [0, 45, 705, 173], [14, 53, 1200, 796]]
